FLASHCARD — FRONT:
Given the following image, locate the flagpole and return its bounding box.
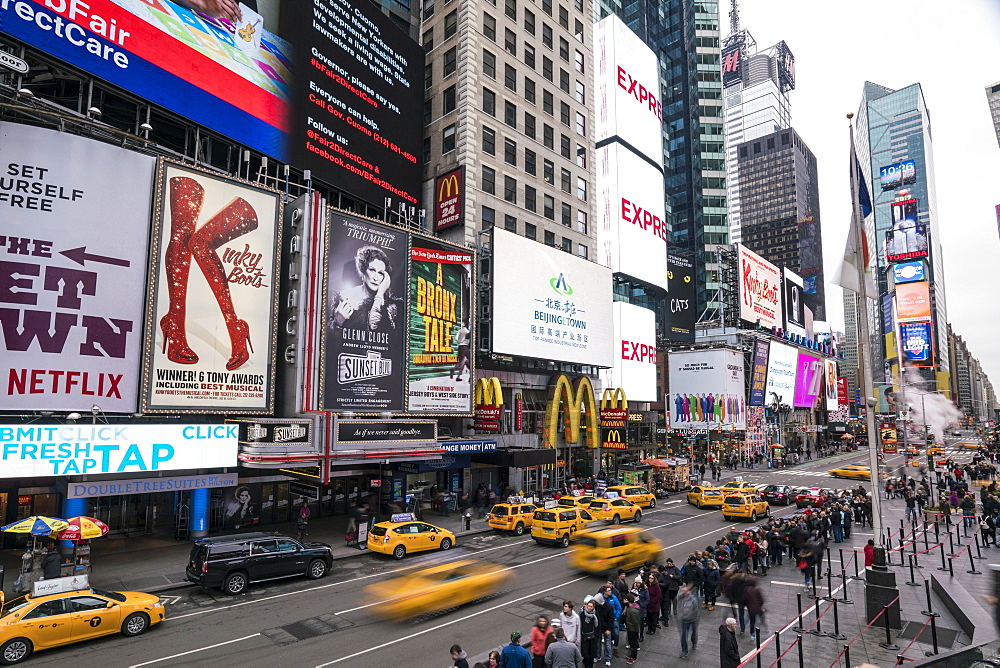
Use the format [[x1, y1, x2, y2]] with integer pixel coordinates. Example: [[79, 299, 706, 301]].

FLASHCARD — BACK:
[[847, 113, 884, 542]]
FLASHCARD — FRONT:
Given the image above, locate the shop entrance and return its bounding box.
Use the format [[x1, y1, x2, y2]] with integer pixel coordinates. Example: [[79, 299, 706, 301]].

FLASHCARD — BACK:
[[90, 495, 151, 535]]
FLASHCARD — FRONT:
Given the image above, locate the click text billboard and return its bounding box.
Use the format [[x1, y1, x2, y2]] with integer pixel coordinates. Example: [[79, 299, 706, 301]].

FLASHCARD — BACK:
[[668, 349, 746, 430]]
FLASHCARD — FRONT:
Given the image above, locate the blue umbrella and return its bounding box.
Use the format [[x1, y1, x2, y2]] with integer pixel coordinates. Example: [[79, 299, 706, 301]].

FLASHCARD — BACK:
[[0, 516, 69, 536]]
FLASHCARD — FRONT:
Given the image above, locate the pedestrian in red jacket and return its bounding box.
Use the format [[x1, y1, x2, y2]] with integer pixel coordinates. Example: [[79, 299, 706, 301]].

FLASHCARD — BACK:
[[863, 539, 875, 567]]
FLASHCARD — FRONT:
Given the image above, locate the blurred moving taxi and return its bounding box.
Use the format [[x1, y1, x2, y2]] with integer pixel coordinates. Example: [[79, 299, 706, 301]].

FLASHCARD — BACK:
[[368, 520, 456, 559], [568, 527, 663, 575], [721, 481, 757, 491], [531, 507, 596, 547], [721, 491, 770, 522], [687, 486, 725, 509], [0, 587, 164, 665], [927, 445, 945, 456], [487, 502, 537, 535], [605, 486, 657, 508], [828, 464, 871, 480], [557, 495, 593, 508], [364, 559, 513, 620], [586, 498, 641, 524], [958, 442, 983, 450], [903, 445, 921, 456]]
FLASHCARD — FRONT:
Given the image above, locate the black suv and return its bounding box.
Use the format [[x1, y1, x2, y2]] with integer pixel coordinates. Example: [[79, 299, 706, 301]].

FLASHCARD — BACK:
[[761, 485, 797, 505], [186, 532, 334, 595]]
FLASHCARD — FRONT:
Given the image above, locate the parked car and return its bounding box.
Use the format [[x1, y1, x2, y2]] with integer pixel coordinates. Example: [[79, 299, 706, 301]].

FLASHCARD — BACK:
[[760, 484, 797, 505], [186, 532, 334, 595]]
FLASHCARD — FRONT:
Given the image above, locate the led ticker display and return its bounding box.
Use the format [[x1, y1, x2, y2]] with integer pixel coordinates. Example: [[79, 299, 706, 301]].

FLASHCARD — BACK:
[[880, 160, 917, 191]]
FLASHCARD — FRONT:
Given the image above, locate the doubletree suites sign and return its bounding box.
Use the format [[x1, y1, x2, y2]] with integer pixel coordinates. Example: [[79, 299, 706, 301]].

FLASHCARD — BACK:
[[336, 420, 438, 444]]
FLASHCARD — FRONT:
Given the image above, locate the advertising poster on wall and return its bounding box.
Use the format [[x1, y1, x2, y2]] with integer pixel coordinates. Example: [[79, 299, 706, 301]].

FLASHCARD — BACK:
[[222, 482, 261, 530], [491, 228, 613, 367], [837, 377, 850, 407], [900, 320, 934, 368], [745, 406, 767, 454], [665, 253, 697, 342], [141, 162, 281, 414], [738, 245, 782, 329], [0, 123, 154, 412], [748, 340, 770, 407], [608, 302, 657, 401], [824, 360, 839, 411], [880, 421, 898, 454], [321, 213, 407, 411], [793, 352, 823, 408], [433, 167, 465, 232], [895, 282, 931, 321], [783, 268, 806, 337], [667, 349, 746, 430], [406, 240, 474, 412], [763, 342, 797, 405]]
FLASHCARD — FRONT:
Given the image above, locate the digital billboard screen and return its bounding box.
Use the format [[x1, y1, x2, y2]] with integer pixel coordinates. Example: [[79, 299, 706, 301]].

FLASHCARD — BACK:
[[879, 160, 917, 191], [721, 43, 742, 86], [748, 339, 770, 407], [665, 253, 696, 343], [895, 281, 931, 322], [763, 342, 797, 404], [608, 302, 657, 401], [893, 261, 927, 284], [793, 352, 822, 408], [668, 349, 746, 430], [900, 320, 934, 368], [738, 245, 782, 329], [2, 0, 423, 209], [886, 199, 927, 262], [783, 268, 805, 337]]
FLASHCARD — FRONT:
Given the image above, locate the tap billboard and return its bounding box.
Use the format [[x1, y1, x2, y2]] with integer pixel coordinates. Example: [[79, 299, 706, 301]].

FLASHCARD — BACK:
[[738, 245, 782, 329]]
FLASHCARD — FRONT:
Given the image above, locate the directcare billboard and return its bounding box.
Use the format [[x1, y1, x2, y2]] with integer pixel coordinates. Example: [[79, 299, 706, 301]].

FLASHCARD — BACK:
[[594, 14, 663, 166], [596, 143, 668, 290], [668, 349, 746, 430], [738, 245, 782, 329], [763, 341, 797, 404], [491, 228, 613, 367], [609, 302, 657, 401], [0, 123, 154, 413]]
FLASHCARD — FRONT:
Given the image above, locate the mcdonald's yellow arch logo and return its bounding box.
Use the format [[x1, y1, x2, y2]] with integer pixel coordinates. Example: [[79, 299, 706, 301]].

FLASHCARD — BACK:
[[606, 429, 623, 442], [438, 174, 460, 201], [600, 388, 627, 410], [475, 377, 504, 407], [543, 374, 598, 449]]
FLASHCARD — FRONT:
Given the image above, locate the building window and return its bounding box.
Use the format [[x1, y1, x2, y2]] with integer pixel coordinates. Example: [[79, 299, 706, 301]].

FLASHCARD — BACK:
[[576, 176, 587, 201], [559, 37, 569, 61], [425, 63, 433, 89], [504, 214, 517, 232], [524, 112, 536, 138], [484, 12, 496, 41], [542, 56, 553, 81], [577, 243, 588, 259], [560, 101, 570, 126], [561, 201, 572, 226], [542, 24, 553, 49], [444, 10, 458, 38], [423, 98, 432, 125], [423, 0, 435, 19], [444, 47, 457, 76], [525, 185, 537, 211], [442, 123, 456, 153], [505, 0, 516, 19], [576, 144, 586, 168], [483, 49, 496, 78], [525, 222, 537, 239], [542, 0, 552, 15], [543, 90, 554, 115], [525, 149, 537, 175], [524, 76, 536, 102], [543, 194, 555, 220], [544, 230, 556, 246], [423, 136, 431, 163], [558, 5, 569, 29], [562, 237, 572, 253], [574, 18, 584, 42], [482, 126, 496, 155], [559, 68, 570, 93], [482, 166, 496, 194], [575, 111, 585, 135], [560, 168, 571, 193], [543, 124, 554, 149], [560, 134, 570, 158], [524, 9, 535, 34], [504, 64, 517, 91], [504, 138, 517, 165], [423, 27, 434, 53], [575, 50, 584, 73], [576, 209, 587, 234], [575, 80, 585, 104], [504, 175, 517, 203], [504, 28, 516, 55], [524, 45, 536, 69], [482, 206, 495, 227], [543, 158, 554, 183], [442, 85, 456, 114], [504, 101, 517, 127], [483, 87, 496, 115]]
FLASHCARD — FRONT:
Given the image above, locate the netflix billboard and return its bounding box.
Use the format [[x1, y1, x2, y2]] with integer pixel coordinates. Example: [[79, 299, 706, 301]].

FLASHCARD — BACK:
[[0, 123, 155, 412], [433, 167, 465, 232]]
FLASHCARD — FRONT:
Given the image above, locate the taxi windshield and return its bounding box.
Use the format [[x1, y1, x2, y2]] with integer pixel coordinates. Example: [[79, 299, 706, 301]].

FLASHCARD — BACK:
[[91, 589, 126, 603], [491, 506, 509, 516], [557, 498, 578, 507], [0, 595, 32, 618], [369, 525, 388, 537]]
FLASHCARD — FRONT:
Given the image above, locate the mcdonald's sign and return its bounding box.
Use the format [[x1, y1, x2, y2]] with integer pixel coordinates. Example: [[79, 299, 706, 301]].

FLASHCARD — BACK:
[[543, 374, 599, 449], [434, 166, 465, 231], [600, 388, 628, 427], [474, 377, 504, 431], [601, 427, 627, 450]]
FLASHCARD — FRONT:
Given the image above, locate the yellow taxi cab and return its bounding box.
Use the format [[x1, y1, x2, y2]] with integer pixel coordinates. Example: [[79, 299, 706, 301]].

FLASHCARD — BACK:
[[958, 442, 984, 451], [568, 527, 663, 575], [721, 481, 757, 491], [367, 516, 457, 559], [0, 585, 165, 664], [586, 498, 642, 524], [364, 559, 514, 620], [605, 486, 657, 508], [721, 491, 770, 522], [487, 502, 538, 535], [557, 495, 593, 508], [927, 445, 945, 456], [531, 506, 597, 547], [828, 464, 871, 480], [903, 445, 921, 456], [687, 485, 725, 509]]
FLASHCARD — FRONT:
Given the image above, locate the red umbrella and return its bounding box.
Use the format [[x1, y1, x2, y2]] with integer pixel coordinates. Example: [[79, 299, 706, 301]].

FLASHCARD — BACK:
[[57, 516, 109, 541]]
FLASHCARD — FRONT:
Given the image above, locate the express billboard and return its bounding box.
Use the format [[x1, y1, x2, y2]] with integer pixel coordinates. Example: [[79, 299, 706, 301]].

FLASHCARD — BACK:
[[895, 281, 931, 322], [879, 160, 917, 191], [491, 228, 614, 367], [2, 0, 423, 210], [886, 199, 928, 262], [763, 341, 797, 404], [892, 261, 927, 284], [609, 302, 657, 401], [793, 352, 822, 408], [748, 339, 770, 407], [738, 245, 782, 329], [900, 320, 934, 368], [783, 268, 806, 337], [668, 349, 745, 430], [596, 143, 667, 290], [0, 123, 154, 413], [141, 161, 282, 414], [594, 14, 664, 167], [665, 253, 696, 342]]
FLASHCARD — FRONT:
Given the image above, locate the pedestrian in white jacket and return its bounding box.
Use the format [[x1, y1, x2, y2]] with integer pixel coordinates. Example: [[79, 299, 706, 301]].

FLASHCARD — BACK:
[[559, 600, 581, 647]]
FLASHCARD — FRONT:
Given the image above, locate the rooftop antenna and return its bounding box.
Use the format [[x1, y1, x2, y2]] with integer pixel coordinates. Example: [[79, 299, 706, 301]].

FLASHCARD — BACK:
[[728, 0, 740, 37]]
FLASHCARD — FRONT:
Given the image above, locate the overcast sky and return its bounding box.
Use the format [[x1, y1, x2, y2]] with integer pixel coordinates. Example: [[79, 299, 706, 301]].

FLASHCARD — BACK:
[[734, 0, 1000, 389]]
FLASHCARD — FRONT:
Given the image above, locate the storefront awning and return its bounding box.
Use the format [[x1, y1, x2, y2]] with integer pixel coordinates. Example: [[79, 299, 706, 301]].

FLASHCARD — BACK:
[[471, 449, 556, 468]]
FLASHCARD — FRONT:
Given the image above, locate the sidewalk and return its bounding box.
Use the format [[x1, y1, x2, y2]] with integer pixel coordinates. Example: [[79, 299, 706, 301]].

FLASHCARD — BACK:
[[0, 510, 492, 596]]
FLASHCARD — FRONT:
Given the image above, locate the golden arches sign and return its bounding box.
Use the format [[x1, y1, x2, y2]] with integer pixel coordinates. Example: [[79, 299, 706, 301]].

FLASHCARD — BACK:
[[474, 377, 504, 407], [543, 374, 598, 449], [600, 388, 627, 410]]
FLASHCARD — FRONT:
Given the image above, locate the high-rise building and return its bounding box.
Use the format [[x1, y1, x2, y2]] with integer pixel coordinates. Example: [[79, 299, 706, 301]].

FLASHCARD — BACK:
[[856, 81, 949, 393], [987, 81, 1000, 147], [736, 127, 825, 319]]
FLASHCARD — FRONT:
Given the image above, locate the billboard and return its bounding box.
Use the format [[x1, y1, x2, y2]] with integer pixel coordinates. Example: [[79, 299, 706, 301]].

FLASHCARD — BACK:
[[886, 199, 928, 262], [783, 268, 806, 337], [596, 143, 668, 290], [879, 160, 917, 191], [321, 213, 408, 411], [793, 352, 823, 407], [892, 260, 927, 284], [837, 376, 850, 407], [0, 123, 153, 413], [721, 43, 742, 86], [141, 162, 281, 414], [433, 167, 465, 232], [738, 245, 782, 329], [665, 253, 696, 342], [668, 349, 745, 430], [609, 302, 657, 401], [824, 359, 838, 411], [880, 421, 898, 453], [900, 320, 934, 368], [2, 0, 423, 210], [764, 342, 797, 404], [594, 15, 664, 167], [0, 424, 238, 477], [406, 241, 474, 412], [491, 228, 614, 367], [776, 40, 795, 91], [748, 339, 770, 407], [895, 281, 931, 322]]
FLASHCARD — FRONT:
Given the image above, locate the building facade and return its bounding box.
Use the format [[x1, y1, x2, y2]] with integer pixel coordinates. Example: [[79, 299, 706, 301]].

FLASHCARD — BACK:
[[987, 81, 1000, 148]]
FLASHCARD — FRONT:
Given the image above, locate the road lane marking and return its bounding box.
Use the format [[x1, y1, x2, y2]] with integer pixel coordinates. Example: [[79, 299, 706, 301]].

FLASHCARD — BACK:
[[129, 633, 262, 668], [768, 581, 806, 587]]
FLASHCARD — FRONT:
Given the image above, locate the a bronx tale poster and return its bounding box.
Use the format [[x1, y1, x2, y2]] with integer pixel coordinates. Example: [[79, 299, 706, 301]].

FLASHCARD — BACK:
[[406, 240, 473, 412]]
